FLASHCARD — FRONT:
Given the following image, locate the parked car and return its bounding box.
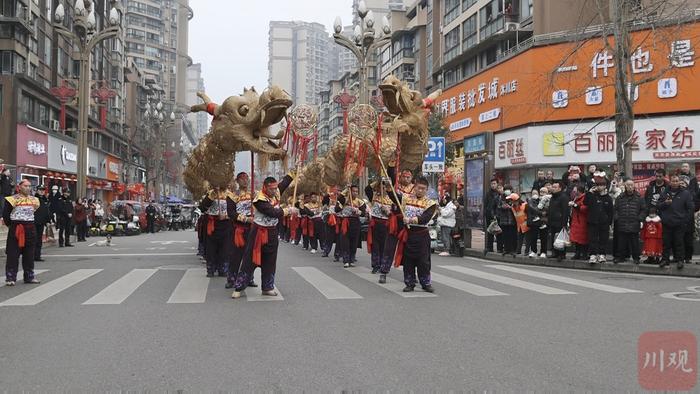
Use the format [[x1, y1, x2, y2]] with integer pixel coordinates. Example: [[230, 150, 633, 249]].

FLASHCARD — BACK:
[[138, 203, 167, 233]]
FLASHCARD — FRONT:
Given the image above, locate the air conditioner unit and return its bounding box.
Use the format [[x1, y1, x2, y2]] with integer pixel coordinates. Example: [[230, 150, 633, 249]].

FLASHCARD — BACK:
[[50, 119, 60, 131], [505, 22, 520, 31]]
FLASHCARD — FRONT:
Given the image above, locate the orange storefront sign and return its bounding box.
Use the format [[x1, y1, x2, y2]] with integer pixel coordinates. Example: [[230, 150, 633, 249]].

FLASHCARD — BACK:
[[438, 22, 700, 141], [105, 155, 121, 182]]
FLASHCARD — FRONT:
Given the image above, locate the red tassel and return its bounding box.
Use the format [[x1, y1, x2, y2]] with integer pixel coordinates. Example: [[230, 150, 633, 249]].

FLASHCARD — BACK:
[[100, 107, 107, 130], [343, 110, 349, 135], [281, 116, 291, 148], [60, 104, 66, 130], [393, 228, 409, 267]]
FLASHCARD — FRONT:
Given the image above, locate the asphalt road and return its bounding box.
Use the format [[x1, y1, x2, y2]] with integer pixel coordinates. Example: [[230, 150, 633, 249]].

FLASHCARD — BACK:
[[0, 229, 698, 391]]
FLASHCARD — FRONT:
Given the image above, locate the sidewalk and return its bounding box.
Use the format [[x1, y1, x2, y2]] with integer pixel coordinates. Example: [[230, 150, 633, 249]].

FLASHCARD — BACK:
[[465, 229, 700, 278]]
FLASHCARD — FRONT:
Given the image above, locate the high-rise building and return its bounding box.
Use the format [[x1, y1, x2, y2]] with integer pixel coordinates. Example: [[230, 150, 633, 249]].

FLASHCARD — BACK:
[[0, 0, 135, 202], [268, 21, 332, 105], [186, 62, 208, 143], [124, 0, 192, 198]]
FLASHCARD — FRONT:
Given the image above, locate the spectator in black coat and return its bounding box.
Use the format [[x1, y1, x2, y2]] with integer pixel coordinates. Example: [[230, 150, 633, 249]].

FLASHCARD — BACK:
[[547, 181, 570, 261], [658, 174, 694, 268], [585, 173, 614, 264], [495, 186, 517, 256], [532, 170, 547, 191], [34, 185, 51, 261], [0, 168, 14, 221], [483, 179, 501, 254], [585, 164, 598, 189], [679, 176, 696, 266], [679, 163, 699, 198], [644, 168, 668, 208], [614, 180, 646, 264], [56, 190, 75, 247]]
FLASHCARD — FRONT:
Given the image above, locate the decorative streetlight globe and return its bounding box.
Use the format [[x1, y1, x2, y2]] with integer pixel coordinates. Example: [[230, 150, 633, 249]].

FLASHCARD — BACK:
[[357, 0, 368, 18], [334, 17, 342, 34], [109, 7, 120, 26], [170, 112, 175, 121], [54, 3, 65, 22], [366, 10, 375, 28]]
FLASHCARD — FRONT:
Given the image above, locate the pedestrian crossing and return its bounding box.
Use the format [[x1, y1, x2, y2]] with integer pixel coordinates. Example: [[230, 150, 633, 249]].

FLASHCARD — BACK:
[[0, 263, 645, 307]]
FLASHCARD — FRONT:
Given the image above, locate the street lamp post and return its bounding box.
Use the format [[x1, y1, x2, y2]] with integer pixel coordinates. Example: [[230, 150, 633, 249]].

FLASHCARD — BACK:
[[143, 101, 175, 201], [333, 1, 392, 105], [54, 0, 122, 199]]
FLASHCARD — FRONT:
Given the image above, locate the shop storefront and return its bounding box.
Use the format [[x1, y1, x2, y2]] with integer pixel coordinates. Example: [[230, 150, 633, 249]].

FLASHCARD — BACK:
[[15, 124, 48, 188], [494, 114, 700, 193], [46, 134, 79, 195]]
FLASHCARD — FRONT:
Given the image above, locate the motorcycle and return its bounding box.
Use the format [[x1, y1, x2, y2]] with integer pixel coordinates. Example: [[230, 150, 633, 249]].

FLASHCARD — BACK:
[[429, 219, 440, 253]]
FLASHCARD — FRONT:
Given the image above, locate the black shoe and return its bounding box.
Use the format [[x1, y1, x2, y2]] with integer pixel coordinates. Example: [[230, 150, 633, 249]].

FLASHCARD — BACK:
[[206, 273, 214, 278], [371, 267, 379, 274], [321, 253, 328, 257], [677, 261, 685, 269], [659, 260, 670, 267], [421, 284, 434, 293], [633, 259, 640, 265], [59, 244, 64, 247], [613, 258, 622, 264], [248, 281, 258, 288], [402, 285, 414, 292], [35, 258, 45, 262], [225, 282, 234, 289], [483, 250, 488, 256], [333, 257, 340, 262], [644, 257, 654, 265], [65, 244, 74, 247], [378, 274, 386, 284]]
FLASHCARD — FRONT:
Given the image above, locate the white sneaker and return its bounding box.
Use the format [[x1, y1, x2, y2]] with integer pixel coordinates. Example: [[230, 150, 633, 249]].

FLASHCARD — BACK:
[[343, 263, 350, 268], [589, 255, 598, 264], [439, 252, 449, 256], [539, 253, 547, 258], [528, 252, 536, 258], [310, 249, 317, 254], [598, 254, 607, 264]]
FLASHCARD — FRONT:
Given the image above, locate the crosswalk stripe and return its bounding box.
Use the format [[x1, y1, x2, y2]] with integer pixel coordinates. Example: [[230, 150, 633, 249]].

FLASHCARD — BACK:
[[0, 269, 49, 289], [292, 267, 363, 299], [440, 265, 576, 295], [167, 268, 209, 304], [83, 269, 158, 305], [485, 265, 643, 294], [0, 269, 102, 306], [244, 269, 284, 301], [429, 271, 509, 296], [348, 267, 437, 298]]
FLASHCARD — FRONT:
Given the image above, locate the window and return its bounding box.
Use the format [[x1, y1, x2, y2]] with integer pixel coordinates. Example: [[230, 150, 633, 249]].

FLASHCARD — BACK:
[[0, 85, 3, 114], [0, 0, 16, 17], [444, 0, 460, 25], [463, 0, 477, 12], [479, 0, 504, 40], [426, 53, 432, 79], [462, 57, 477, 79], [444, 27, 460, 63], [44, 35, 51, 65], [462, 14, 477, 51]]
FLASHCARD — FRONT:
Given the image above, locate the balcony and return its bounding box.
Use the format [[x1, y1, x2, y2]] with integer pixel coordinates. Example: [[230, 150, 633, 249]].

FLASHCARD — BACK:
[[0, 7, 33, 34]]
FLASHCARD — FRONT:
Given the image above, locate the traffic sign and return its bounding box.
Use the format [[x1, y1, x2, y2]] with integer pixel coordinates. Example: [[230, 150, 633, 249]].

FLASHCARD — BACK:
[[422, 162, 445, 173], [424, 137, 445, 162]]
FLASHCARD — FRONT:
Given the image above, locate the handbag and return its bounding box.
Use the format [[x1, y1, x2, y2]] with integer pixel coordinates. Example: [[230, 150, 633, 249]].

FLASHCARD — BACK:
[[553, 228, 571, 250], [487, 219, 502, 235]]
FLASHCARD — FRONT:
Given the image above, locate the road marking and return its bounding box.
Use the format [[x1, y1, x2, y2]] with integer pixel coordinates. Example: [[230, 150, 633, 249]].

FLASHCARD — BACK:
[[150, 241, 190, 245], [42, 253, 193, 258], [486, 265, 643, 294], [0, 270, 49, 289], [660, 286, 700, 302], [167, 268, 209, 304], [440, 265, 576, 295], [347, 267, 437, 298], [83, 269, 158, 305], [244, 269, 284, 301], [0, 269, 102, 306], [429, 271, 509, 296], [292, 267, 362, 299]]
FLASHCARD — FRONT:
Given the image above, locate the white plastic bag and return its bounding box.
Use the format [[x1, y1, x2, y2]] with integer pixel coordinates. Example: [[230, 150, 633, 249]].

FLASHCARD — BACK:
[[553, 228, 570, 250]]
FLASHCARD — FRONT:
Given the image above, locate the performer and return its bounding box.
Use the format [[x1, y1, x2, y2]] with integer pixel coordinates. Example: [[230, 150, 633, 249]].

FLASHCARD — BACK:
[[199, 186, 236, 277], [232, 173, 296, 298], [391, 176, 436, 292], [336, 185, 366, 268], [365, 178, 392, 274], [226, 172, 258, 289], [290, 196, 302, 246], [4, 179, 41, 286], [196, 194, 207, 260], [301, 192, 323, 254], [379, 167, 414, 282], [321, 187, 339, 258]]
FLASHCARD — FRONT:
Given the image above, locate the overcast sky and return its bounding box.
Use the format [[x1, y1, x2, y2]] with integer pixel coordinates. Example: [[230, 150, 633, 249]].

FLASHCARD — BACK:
[[188, 0, 354, 173], [189, 0, 353, 103]]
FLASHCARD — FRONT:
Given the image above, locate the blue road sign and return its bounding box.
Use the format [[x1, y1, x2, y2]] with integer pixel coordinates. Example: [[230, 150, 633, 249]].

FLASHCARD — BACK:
[[424, 137, 445, 163]]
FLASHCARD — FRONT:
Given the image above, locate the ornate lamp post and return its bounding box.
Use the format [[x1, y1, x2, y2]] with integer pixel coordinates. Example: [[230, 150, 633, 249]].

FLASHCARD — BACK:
[[333, 0, 392, 105], [53, 0, 122, 199], [143, 100, 175, 201]]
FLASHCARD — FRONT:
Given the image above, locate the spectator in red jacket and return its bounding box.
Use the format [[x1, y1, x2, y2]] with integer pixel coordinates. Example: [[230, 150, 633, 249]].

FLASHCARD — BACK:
[[569, 185, 588, 260], [74, 198, 88, 242]]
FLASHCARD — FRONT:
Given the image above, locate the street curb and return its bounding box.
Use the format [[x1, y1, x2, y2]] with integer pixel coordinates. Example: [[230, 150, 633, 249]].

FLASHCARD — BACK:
[[462, 249, 700, 278]]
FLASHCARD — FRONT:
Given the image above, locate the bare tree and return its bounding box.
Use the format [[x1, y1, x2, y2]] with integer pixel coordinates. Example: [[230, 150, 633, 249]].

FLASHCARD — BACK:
[[545, 0, 700, 175]]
